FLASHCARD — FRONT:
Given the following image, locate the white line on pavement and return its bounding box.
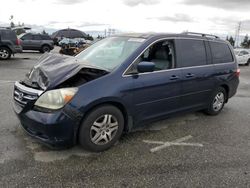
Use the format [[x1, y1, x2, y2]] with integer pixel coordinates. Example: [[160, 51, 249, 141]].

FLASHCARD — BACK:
[[143, 135, 203, 153]]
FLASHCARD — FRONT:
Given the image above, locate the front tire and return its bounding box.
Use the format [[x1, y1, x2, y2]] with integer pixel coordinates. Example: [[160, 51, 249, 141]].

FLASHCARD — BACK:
[[78, 105, 124, 152], [205, 87, 226, 116], [0, 47, 11, 60], [41, 45, 50, 53]]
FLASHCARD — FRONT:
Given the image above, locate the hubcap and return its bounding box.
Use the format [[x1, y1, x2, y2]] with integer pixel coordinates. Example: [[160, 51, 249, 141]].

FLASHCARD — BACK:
[[43, 47, 49, 52], [90, 114, 119, 145], [213, 92, 225, 112], [0, 49, 9, 59]]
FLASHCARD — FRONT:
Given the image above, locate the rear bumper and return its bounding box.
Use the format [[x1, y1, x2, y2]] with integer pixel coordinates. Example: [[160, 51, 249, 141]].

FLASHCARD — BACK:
[[12, 45, 23, 53], [228, 77, 239, 99]]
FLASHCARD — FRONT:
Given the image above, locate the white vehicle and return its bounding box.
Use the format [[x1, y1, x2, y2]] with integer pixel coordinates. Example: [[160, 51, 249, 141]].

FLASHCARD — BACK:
[[234, 49, 250, 66]]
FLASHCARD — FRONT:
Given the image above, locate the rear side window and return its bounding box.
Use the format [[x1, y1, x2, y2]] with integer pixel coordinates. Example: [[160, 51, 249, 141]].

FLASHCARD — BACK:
[[41, 35, 51, 40], [177, 39, 207, 67], [33, 35, 42, 40], [210, 42, 233, 64]]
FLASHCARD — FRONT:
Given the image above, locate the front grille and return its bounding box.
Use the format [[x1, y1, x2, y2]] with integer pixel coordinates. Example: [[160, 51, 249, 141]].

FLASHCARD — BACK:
[[14, 81, 43, 107]]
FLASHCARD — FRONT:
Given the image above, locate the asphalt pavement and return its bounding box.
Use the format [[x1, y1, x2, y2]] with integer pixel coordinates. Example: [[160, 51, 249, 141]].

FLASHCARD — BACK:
[[0, 52, 250, 188]]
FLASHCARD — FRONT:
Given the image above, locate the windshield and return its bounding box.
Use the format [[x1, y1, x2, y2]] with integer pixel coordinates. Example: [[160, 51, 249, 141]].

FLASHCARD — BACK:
[[75, 37, 145, 70]]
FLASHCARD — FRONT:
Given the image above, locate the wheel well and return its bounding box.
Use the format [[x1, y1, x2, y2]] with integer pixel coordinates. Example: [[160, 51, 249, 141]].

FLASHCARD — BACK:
[[41, 44, 50, 49], [220, 84, 229, 102], [0, 45, 12, 53], [75, 101, 129, 144]]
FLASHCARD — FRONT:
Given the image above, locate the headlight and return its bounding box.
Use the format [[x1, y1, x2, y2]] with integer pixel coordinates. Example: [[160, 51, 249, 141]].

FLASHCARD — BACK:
[[35, 88, 78, 110]]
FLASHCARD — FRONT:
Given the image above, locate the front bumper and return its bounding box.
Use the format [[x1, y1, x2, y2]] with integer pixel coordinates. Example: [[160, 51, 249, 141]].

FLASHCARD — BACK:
[[14, 102, 82, 148], [13, 82, 83, 148]]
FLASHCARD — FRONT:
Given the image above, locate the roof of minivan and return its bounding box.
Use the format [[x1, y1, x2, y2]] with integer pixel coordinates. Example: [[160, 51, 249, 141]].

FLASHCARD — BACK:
[[115, 32, 225, 42]]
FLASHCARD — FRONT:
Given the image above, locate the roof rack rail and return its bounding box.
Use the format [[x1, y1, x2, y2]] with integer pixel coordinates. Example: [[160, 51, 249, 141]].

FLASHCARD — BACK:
[[182, 32, 219, 39], [0, 26, 11, 29]]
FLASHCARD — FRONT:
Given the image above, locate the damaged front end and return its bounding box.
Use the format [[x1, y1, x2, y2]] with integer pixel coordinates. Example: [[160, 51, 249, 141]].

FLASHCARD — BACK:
[[14, 53, 109, 112], [13, 53, 110, 148], [21, 53, 109, 91]]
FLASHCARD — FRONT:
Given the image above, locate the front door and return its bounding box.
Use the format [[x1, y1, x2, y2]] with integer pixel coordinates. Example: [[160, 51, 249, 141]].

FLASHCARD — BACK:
[[124, 39, 183, 125]]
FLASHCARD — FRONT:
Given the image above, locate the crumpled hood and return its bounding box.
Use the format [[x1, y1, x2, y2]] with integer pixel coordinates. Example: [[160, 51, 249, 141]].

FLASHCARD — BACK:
[[25, 53, 107, 90]]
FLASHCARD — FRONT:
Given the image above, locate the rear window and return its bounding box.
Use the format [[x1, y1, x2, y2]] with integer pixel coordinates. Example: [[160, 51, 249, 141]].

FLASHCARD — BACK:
[[0, 30, 17, 40], [177, 39, 207, 67], [210, 42, 233, 64]]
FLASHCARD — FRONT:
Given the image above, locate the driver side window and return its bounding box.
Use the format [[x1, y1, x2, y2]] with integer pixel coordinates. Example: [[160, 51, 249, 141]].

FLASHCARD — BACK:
[[126, 40, 175, 74]]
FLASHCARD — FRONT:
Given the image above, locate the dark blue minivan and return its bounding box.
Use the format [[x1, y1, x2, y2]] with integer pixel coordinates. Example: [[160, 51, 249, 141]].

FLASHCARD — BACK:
[[13, 32, 239, 152]]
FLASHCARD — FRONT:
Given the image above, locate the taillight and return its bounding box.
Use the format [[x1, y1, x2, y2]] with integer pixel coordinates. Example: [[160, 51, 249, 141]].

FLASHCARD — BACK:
[[16, 39, 21, 46], [235, 68, 240, 77]]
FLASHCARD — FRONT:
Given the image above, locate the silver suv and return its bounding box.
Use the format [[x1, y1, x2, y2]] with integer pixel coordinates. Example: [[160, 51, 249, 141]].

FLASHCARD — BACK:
[[19, 33, 54, 53]]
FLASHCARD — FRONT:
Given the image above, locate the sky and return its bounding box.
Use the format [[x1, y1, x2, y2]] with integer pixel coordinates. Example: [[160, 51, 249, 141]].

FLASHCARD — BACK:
[[0, 0, 250, 37]]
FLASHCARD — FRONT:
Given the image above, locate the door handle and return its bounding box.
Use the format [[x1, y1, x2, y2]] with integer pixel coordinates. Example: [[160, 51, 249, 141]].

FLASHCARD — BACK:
[[185, 73, 195, 78], [170, 75, 179, 80]]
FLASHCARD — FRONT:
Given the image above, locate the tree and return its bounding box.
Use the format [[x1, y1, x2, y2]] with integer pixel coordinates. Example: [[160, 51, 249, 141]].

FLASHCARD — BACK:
[[97, 35, 104, 39], [42, 30, 48, 35], [226, 36, 235, 47], [86, 34, 94, 41], [241, 35, 250, 48]]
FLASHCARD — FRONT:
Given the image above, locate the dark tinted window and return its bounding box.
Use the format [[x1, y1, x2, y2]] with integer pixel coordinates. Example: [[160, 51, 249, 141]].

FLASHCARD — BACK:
[[177, 39, 207, 67], [33, 35, 42, 40], [0, 30, 16, 40], [241, 50, 249, 55], [41, 35, 51, 40], [210, 42, 233, 64], [21, 34, 32, 40]]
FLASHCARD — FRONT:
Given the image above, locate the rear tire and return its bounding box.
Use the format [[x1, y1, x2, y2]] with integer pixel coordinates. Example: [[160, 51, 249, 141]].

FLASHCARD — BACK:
[[78, 105, 124, 152], [205, 87, 226, 116], [0, 47, 11, 60]]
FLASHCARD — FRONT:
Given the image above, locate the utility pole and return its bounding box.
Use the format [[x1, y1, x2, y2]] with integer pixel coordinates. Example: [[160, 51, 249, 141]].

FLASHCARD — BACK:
[[234, 22, 241, 48]]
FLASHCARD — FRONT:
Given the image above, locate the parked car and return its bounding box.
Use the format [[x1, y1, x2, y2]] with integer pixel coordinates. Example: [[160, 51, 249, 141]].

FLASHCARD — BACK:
[[58, 37, 86, 47], [13, 32, 239, 152], [0, 28, 22, 60], [234, 49, 250, 66], [18, 33, 54, 53]]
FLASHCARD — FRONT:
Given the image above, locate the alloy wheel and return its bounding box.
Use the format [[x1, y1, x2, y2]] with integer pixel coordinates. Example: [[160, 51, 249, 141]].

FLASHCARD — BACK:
[[0, 49, 10, 59], [90, 114, 119, 145], [212, 92, 225, 112]]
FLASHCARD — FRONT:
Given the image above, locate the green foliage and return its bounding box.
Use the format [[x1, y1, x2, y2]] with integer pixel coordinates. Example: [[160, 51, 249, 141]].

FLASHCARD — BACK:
[[86, 34, 94, 41], [226, 36, 235, 47], [241, 35, 250, 48]]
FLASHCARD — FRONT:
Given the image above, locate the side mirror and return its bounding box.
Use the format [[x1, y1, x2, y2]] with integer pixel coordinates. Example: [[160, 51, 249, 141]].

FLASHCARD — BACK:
[[137, 61, 155, 73]]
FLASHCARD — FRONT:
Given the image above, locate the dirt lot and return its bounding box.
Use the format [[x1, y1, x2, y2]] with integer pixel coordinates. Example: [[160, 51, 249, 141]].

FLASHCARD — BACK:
[[0, 52, 250, 187]]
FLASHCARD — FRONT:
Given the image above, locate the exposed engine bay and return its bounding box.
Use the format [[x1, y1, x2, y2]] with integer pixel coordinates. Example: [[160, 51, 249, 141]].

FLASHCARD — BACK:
[[20, 53, 109, 91]]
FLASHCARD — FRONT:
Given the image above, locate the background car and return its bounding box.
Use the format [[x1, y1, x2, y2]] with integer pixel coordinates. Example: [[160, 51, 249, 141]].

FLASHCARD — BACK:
[[0, 28, 22, 60], [58, 38, 86, 47], [234, 49, 250, 66], [18, 33, 54, 53]]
